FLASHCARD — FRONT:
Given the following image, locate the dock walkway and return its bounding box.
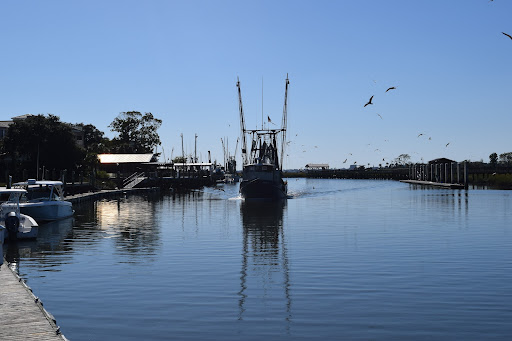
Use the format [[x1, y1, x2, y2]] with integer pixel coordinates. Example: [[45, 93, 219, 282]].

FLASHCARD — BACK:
[[400, 179, 465, 189], [65, 187, 160, 204], [0, 259, 67, 341]]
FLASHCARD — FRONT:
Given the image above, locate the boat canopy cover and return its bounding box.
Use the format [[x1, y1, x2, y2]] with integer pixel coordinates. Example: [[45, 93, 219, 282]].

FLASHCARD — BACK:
[[0, 188, 27, 194], [13, 180, 63, 187], [98, 154, 154, 164]]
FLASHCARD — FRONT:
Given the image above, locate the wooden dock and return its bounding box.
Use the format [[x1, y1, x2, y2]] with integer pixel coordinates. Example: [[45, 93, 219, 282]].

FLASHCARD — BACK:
[[65, 187, 160, 204], [400, 179, 466, 189], [0, 259, 68, 341]]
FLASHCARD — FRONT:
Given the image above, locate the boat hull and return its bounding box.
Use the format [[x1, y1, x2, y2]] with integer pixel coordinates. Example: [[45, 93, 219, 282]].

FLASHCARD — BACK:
[[240, 178, 287, 200], [18, 201, 74, 222]]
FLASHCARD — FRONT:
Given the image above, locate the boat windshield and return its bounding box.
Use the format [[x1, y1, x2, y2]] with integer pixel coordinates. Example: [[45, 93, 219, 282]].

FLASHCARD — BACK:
[[14, 185, 62, 202]]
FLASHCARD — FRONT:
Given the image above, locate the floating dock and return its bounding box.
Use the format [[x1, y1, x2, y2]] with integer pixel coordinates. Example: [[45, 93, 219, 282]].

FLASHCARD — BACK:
[[400, 179, 465, 189], [0, 259, 68, 340]]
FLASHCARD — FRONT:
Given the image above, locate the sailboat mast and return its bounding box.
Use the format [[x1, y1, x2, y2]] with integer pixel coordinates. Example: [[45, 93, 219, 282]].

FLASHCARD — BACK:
[[237, 77, 248, 165], [280, 74, 289, 169]]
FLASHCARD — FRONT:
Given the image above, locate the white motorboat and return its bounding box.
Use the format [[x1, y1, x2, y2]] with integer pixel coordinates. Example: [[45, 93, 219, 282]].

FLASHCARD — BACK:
[[2, 180, 74, 221], [0, 188, 39, 241]]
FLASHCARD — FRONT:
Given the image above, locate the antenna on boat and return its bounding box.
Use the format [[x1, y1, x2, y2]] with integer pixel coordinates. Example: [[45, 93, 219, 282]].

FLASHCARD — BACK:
[[281, 73, 289, 170], [261, 77, 264, 130]]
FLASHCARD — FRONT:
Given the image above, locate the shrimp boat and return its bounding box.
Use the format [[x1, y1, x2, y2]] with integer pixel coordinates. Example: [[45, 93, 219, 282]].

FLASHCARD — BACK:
[[237, 75, 289, 200]]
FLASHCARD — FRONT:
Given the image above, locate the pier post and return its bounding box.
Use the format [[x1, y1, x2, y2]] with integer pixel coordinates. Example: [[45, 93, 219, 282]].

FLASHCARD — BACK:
[[457, 162, 460, 184], [464, 161, 468, 189]]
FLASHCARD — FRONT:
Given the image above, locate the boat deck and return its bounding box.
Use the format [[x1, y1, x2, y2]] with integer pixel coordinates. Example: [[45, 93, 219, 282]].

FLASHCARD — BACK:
[[0, 259, 67, 340]]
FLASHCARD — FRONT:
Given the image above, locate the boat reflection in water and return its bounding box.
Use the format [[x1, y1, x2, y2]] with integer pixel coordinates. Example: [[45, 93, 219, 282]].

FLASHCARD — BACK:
[[3, 217, 75, 275], [239, 200, 292, 327]]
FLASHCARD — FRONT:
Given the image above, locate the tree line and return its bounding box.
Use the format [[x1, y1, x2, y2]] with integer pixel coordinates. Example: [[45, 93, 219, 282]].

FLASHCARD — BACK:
[[0, 111, 162, 180]]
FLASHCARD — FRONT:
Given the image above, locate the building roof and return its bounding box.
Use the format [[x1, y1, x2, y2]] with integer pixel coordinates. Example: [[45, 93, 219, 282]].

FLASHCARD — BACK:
[[0, 121, 11, 129], [11, 114, 33, 120], [428, 158, 456, 164], [305, 163, 329, 168], [98, 154, 154, 164]]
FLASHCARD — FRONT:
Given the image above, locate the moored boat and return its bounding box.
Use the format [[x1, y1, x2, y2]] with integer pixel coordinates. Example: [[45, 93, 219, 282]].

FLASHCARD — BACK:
[[2, 180, 74, 221], [0, 188, 39, 241]]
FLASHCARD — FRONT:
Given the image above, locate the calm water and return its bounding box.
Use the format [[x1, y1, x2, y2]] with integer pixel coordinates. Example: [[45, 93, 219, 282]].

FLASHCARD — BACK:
[[3, 179, 512, 340]]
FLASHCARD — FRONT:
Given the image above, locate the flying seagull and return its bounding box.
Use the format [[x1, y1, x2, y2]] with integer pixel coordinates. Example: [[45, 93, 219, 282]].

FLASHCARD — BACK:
[[385, 87, 396, 92], [503, 32, 512, 40], [417, 133, 423, 137], [445, 142, 450, 147], [364, 96, 374, 107], [377, 113, 383, 119], [343, 159, 347, 163]]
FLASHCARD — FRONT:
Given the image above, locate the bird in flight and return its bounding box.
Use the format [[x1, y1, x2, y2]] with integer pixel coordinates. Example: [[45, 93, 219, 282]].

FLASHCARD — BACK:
[[385, 87, 396, 92], [377, 113, 383, 119], [445, 142, 450, 147], [417, 133, 423, 137], [503, 32, 512, 40], [343, 159, 347, 163], [364, 96, 374, 107]]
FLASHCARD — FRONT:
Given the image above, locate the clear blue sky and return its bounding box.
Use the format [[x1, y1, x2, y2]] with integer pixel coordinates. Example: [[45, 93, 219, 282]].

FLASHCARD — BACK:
[[1, 1, 510, 169]]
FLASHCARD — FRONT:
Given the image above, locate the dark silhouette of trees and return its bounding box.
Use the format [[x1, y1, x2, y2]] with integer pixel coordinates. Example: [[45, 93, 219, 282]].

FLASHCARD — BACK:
[[108, 111, 162, 153], [74, 123, 111, 172], [489, 152, 498, 166], [3, 115, 84, 174]]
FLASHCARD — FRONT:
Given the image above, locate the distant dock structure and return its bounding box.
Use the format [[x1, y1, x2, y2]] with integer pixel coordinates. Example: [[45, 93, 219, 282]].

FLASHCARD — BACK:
[[400, 158, 468, 189]]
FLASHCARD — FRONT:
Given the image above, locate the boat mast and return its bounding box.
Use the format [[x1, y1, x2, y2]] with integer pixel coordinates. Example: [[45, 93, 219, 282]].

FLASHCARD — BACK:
[[280, 74, 289, 170], [237, 77, 248, 165], [194, 133, 198, 163]]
